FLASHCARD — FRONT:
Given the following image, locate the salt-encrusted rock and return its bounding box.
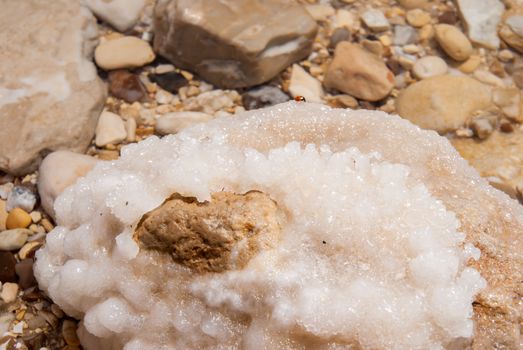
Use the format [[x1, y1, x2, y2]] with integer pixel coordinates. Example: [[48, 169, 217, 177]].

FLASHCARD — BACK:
[[324, 42, 394, 101], [361, 9, 390, 32], [6, 186, 36, 213], [95, 37, 155, 70], [396, 75, 492, 132], [135, 191, 282, 272], [0, 229, 29, 251], [95, 111, 127, 147], [155, 112, 214, 135], [242, 86, 290, 110], [435, 24, 473, 61], [499, 16, 523, 53], [153, 0, 317, 88], [83, 0, 147, 32], [0, 0, 106, 175], [289, 64, 324, 103], [35, 102, 523, 349], [38, 151, 99, 219], [456, 0, 504, 49], [412, 55, 448, 79]]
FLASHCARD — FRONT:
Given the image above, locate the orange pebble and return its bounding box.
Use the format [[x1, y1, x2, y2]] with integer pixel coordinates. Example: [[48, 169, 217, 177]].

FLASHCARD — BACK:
[[6, 208, 32, 229]]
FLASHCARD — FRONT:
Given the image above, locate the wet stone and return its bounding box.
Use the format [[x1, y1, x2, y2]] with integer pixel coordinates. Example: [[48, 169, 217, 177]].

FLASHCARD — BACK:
[[108, 70, 147, 103], [149, 71, 189, 94], [242, 86, 290, 110], [0, 251, 16, 283]]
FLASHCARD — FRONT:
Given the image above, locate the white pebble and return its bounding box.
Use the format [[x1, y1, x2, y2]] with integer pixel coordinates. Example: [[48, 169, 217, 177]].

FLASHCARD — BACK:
[[95, 110, 127, 147], [413, 56, 448, 79]]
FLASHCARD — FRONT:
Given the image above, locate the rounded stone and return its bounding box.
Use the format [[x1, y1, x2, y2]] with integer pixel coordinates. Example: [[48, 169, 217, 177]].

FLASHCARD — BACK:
[[0, 228, 30, 251], [434, 24, 473, 61], [412, 56, 448, 79], [94, 36, 155, 70], [406, 9, 431, 27], [6, 208, 32, 229]]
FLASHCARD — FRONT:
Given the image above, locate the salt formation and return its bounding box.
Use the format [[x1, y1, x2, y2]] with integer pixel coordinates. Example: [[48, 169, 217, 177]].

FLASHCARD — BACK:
[[34, 102, 523, 349]]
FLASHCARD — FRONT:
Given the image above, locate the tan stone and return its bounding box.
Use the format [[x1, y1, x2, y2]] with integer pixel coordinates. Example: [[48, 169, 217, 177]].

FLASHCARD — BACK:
[[457, 55, 481, 73], [0, 200, 7, 231], [398, 0, 429, 9], [492, 87, 521, 122], [134, 191, 283, 272], [435, 24, 473, 61], [396, 75, 492, 133], [406, 9, 431, 27], [324, 42, 394, 101], [0, 0, 106, 175], [95, 36, 155, 70], [499, 23, 523, 53], [6, 208, 31, 230], [153, 0, 317, 88]]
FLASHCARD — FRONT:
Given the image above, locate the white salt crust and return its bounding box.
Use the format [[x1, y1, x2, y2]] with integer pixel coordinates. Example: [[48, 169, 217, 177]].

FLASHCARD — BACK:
[[35, 102, 486, 350]]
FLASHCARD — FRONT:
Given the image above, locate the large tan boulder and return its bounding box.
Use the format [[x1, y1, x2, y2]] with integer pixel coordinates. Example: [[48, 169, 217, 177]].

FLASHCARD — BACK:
[[153, 0, 318, 88], [0, 0, 106, 175]]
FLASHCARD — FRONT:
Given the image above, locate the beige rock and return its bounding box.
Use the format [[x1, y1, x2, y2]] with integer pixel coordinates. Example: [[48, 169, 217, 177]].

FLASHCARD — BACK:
[[456, 0, 504, 49], [361, 9, 390, 32], [412, 55, 448, 79], [289, 64, 324, 103], [153, 0, 317, 88], [305, 4, 335, 21], [38, 151, 99, 219], [324, 42, 394, 101], [95, 36, 155, 70], [0, 0, 106, 175], [0, 200, 7, 231], [83, 0, 147, 32], [473, 70, 504, 87], [406, 9, 431, 27], [435, 24, 473, 61], [95, 110, 127, 147], [492, 87, 521, 122], [499, 16, 523, 53], [0, 228, 29, 251], [398, 0, 429, 9], [134, 191, 283, 272], [184, 90, 240, 115], [333, 9, 356, 30], [155, 112, 214, 135], [0, 283, 18, 303], [458, 55, 481, 73], [470, 118, 494, 139], [396, 75, 492, 133]]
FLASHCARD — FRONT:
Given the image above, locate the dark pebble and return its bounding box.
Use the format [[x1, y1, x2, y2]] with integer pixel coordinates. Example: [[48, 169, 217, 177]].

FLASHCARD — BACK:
[[149, 71, 189, 94], [16, 258, 37, 289], [108, 70, 147, 103], [386, 57, 403, 75], [0, 251, 17, 283], [242, 85, 290, 110], [329, 27, 352, 50], [438, 10, 458, 25]]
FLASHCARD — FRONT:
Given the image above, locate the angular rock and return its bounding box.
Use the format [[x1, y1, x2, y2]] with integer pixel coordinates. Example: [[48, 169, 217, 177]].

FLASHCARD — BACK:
[[456, 0, 504, 49], [155, 112, 214, 135], [38, 151, 99, 219], [0, 0, 106, 175], [289, 64, 324, 103], [95, 37, 155, 70], [153, 0, 317, 88], [396, 75, 492, 133], [83, 0, 147, 32], [108, 70, 147, 103], [6, 186, 36, 213], [324, 42, 394, 101], [95, 111, 127, 147], [242, 86, 290, 110], [0, 282, 18, 303], [149, 71, 189, 94], [134, 191, 282, 272], [435, 24, 473, 61], [406, 9, 431, 27], [361, 9, 390, 32], [393, 25, 418, 45]]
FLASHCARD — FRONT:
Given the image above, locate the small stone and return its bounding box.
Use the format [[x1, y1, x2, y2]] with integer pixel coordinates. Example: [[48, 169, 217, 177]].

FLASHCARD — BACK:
[[396, 75, 492, 132], [456, 0, 504, 49], [324, 42, 394, 102], [18, 241, 42, 260], [184, 90, 239, 115], [325, 95, 358, 109], [489, 59, 506, 77], [0, 283, 18, 303], [470, 118, 494, 139], [0, 200, 7, 231], [125, 117, 137, 143], [41, 219, 54, 233], [155, 90, 174, 105], [94, 36, 155, 70], [62, 320, 81, 346], [95, 110, 127, 147], [15, 259, 36, 290], [434, 24, 473, 61], [155, 112, 214, 136], [289, 64, 324, 103], [305, 4, 335, 21], [500, 17, 523, 53], [108, 70, 147, 103], [412, 56, 448, 79], [149, 72, 189, 94], [29, 211, 41, 224], [6, 186, 36, 213], [361, 9, 390, 32], [0, 183, 12, 200], [83, 0, 146, 32], [398, 0, 429, 9], [406, 9, 431, 27], [438, 10, 458, 25], [458, 55, 481, 73], [38, 151, 98, 219], [0, 252, 16, 283], [507, 16, 523, 37], [329, 27, 352, 49], [361, 39, 384, 56], [333, 9, 356, 30], [6, 208, 31, 229], [242, 86, 290, 110], [418, 24, 434, 41], [498, 49, 514, 62], [493, 88, 521, 122], [0, 228, 29, 251], [500, 119, 514, 132], [393, 25, 418, 45], [473, 70, 504, 87], [155, 64, 175, 75]]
